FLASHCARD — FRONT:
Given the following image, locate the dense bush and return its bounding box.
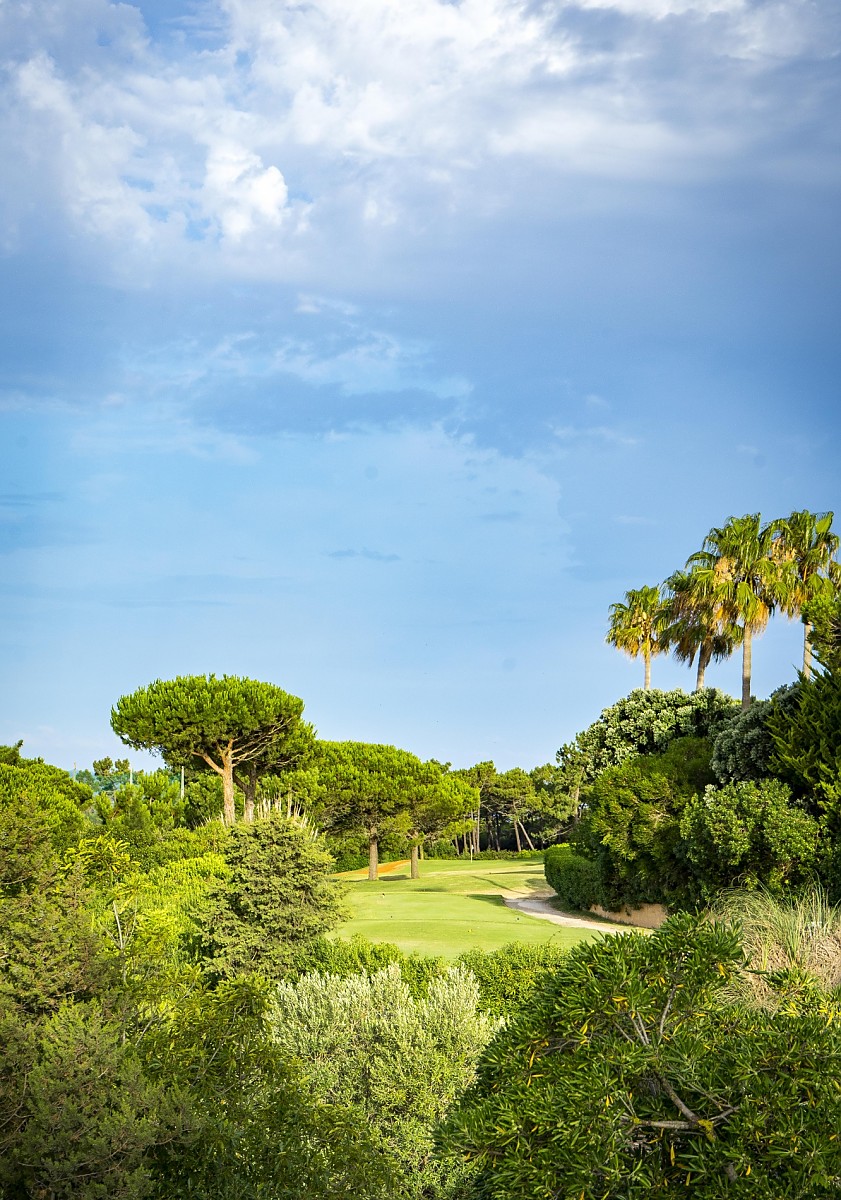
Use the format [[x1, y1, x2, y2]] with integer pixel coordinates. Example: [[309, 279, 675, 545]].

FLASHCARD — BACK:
[[0, 762, 90, 854], [543, 844, 599, 912], [273, 964, 498, 1198], [573, 736, 715, 909], [439, 913, 841, 1199], [198, 815, 349, 980], [556, 688, 737, 790], [768, 667, 841, 811], [291, 934, 446, 997], [711, 685, 799, 783], [681, 779, 821, 899], [456, 943, 569, 1016]]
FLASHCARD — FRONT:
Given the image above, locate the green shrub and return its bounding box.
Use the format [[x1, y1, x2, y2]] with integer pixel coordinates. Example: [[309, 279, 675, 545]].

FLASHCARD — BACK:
[[470, 849, 544, 861], [711, 685, 799, 783], [273, 964, 498, 1199], [574, 736, 715, 910], [456, 943, 569, 1016], [681, 778, 820, 899], [544, 845, 598, 911], [439, 913, 841, 1200], [290, 934, 445, 997], [556, 688, 737, 789], [426, 839, 458, 858]]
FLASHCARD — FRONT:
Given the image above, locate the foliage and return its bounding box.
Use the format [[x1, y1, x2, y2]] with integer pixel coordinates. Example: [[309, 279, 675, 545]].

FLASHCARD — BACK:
[[0, 798, 107, 1015], [605, 584, 666, 689], [686, 513, 784, 709], [659, 568, 740, 689], [439, 913, 841, 1199], [291, 933, 446, 997], [111, 675, 313, 824], [198, 814, 348, 980], [767, 666, 841, 812], [456, 942, 570, 1017], [544, 844, 599, 911], [805, 589, 841, 671], [710, 685, 799, 783], [556, 687, 737, 791], [144, 975, 391, 1200], [0, 760, 90, 854], [769, 509, 840, 677], [681, 779, 820, 899], [574, 736, 716, 909], [315, 740, 445, 878], [273, 964, 498, 1197], [0, 999, 166, 1200], [0, 740, 25, 766]]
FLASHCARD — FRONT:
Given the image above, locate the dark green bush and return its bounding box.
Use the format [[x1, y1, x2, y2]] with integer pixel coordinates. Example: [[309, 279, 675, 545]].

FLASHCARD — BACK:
[[544, 845, 598, 911]]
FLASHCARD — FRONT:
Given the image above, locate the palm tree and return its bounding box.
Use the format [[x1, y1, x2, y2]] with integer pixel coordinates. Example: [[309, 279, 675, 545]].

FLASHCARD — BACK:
[[768, 510, 840, 679], [606, 585, 665, 690], [659, 569, 741, 690], [685, 514, 782, 710]]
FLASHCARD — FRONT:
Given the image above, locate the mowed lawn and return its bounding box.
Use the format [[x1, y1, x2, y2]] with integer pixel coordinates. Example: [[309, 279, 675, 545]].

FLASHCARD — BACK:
[[334, 858, 599, 957]]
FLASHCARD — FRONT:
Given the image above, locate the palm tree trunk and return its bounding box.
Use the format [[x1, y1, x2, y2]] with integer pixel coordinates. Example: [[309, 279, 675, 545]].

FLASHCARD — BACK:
[[803, 619, 813, 680], [741, 625, 752, 710], [644, 649, 651, 690], [410, 843, 420, 879], [695, 645, 711, 691], [368, 829, 379, 881]]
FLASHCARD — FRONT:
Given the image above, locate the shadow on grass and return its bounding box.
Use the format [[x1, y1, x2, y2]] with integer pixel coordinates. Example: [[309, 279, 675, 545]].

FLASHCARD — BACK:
[[466, 893, 506, 906]]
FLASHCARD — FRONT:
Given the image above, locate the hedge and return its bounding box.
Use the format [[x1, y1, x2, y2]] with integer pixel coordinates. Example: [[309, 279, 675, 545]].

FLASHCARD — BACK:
[[544, 844, 598, 911]]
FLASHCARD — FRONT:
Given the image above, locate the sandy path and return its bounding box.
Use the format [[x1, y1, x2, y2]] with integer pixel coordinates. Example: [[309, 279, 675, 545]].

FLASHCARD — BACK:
[[503, 893, 634, 934]]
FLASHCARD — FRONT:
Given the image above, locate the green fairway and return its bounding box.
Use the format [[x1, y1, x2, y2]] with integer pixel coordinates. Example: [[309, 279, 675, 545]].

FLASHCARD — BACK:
[[335, 858, 600, 957]]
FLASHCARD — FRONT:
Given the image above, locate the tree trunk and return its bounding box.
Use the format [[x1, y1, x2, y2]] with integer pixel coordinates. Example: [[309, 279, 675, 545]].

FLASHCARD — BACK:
[[513, 818, 521, 852], [474, 804, 481, 853], [221, 744, 236, 825], [644, 649, 651, 690], [411, 843, 420, 879], [803, 619, 813, 680], [695, 645, 711, 692], [741, 625, 753, 710], [518, 821, 536, 851], [368, 831, 379, 881]]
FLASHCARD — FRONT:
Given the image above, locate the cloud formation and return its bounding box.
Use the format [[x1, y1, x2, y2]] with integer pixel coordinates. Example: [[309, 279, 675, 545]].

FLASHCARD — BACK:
[[2, 0, 838, 280]]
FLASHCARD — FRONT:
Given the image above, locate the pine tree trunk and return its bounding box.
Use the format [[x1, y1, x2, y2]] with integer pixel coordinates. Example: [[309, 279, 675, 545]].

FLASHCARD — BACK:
[[411, 844, 420, 879], [742, 625, 753, 710], [513, 818, 522, 852], [644, 649, 651, 690], [368, 831, 379, 881], [518, 821, 535, 851], [221, 745, 236, 825], [803, 619, 813, 680]]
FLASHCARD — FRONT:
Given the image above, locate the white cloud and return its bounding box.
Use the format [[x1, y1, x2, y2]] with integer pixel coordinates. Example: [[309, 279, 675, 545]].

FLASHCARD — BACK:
[[1, 0, 836, 276]]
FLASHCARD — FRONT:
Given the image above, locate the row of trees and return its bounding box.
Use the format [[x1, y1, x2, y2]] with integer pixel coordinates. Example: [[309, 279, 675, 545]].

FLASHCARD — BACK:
[[107, 676, 576, 871], [607, 509, 839, 707]]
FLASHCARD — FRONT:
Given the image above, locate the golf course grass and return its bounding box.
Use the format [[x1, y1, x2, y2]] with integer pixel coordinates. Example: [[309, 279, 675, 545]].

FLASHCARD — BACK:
[[335, 857, 600, 957]]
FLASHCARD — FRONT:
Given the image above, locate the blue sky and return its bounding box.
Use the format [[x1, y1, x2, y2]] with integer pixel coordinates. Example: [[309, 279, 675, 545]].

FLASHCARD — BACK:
[[1, 0, 839, 772]]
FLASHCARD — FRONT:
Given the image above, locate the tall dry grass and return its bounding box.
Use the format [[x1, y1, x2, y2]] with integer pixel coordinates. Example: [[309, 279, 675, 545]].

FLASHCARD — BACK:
[[710, 886, 841, 1009]]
